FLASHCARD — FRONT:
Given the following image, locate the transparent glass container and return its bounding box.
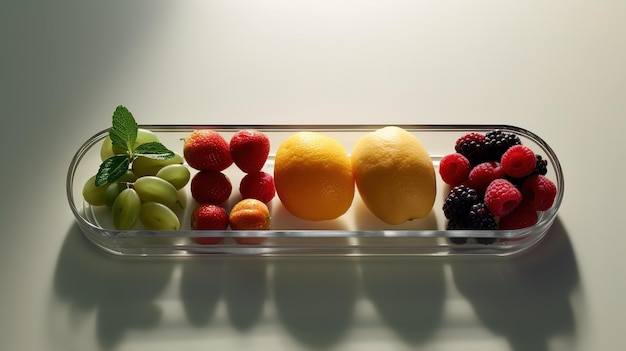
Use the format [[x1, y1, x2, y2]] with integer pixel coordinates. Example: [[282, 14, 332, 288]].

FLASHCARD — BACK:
[[67, 125, 564, 256]]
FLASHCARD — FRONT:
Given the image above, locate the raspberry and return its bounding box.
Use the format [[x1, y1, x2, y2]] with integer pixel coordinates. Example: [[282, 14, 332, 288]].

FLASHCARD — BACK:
[[521, 175, 557, 211], [465, 161, 505, 192], [190, 170, 232, 204], [239, 171, 276, 203], [484, 179, 522, 217], [483, 130, 521, 162], [501, 145, 537, 178], [443, 185, 480, 220], [439, 153, 471, 186], [499, 202, 538, 230], [455, 132, 486, 165]]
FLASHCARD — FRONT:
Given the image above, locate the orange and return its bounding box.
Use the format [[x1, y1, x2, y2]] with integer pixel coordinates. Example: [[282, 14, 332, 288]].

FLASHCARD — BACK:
[[274, 132, 354, 221], [351, 126, 436, 225]]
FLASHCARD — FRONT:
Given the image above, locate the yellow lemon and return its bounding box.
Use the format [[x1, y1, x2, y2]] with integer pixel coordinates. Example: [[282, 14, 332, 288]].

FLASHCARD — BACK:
[[351, 126, 436, 225], [274, 132, 354, 221]]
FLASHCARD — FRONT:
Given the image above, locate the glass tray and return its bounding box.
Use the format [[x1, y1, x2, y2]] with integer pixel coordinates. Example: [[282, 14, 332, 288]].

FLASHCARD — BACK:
[[66, 124, 564, 257]]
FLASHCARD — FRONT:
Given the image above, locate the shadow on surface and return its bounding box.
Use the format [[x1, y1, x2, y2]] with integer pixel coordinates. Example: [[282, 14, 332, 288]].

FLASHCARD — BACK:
[[450, 217, 580, 351], [223, 257, 268, 331], [272, 257, 359, 349], [359, 257, 446, 345], [53, 224, 175, 349], [179, 256, 224, 327]]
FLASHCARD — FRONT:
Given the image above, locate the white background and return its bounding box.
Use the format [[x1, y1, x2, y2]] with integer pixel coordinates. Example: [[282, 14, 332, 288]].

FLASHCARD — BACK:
[[1, 1, 625, 350]]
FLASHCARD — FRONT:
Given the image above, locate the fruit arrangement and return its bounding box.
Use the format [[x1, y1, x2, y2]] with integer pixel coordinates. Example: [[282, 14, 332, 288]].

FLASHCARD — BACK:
[[82, 106, 190, 230], [439, 130, 558, 244], [80, 106, 560, 251], [184, 128, 274, 244]]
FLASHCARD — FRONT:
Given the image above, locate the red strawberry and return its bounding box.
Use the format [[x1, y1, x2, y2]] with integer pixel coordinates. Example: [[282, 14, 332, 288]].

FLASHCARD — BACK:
[[229, 130, 270, 173], [190, 170, 232, 204], [239, 171, 276, 203], [183, 129, 233, 171], [190, 204, 228, 244]]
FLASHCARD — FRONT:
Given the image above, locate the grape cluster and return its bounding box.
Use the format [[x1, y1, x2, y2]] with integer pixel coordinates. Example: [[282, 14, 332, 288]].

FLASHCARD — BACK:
[[82, 129, 191, 230]]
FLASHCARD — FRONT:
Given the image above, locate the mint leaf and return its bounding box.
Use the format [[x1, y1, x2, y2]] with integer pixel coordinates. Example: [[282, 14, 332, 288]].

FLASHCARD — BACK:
[[134, 142, 175, 160], [95, 155, 130, 186], [109, 105, 138, 153]]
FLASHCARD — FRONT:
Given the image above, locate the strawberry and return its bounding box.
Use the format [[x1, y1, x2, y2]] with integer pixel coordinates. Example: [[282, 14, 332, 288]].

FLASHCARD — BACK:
[[190, 170, 232, 204], [183, 129, 233, 171], [239, 171, 276, 203], [190, 203, 228, 244], [229, 129, 270, 173]]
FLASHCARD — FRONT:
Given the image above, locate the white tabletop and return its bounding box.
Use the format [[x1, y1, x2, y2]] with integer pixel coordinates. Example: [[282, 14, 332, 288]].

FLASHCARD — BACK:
[[2, 1, 625, 350]]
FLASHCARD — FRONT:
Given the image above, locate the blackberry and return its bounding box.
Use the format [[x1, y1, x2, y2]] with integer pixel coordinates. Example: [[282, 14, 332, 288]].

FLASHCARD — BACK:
[[483, 130, 521, 162], [446, 202, 496, 245], [476, 237, 497, 245], [443, 185, 480, 220], [455, 133, 486, 166], [534, 154, 548, 176], [446, 218, 469, 245], [466, 203, 497, 229]]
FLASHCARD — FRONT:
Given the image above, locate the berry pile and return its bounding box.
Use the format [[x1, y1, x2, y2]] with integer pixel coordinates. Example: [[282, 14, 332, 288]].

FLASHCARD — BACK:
[[184, 129, 275, 244], [440, 130, 557, 244]]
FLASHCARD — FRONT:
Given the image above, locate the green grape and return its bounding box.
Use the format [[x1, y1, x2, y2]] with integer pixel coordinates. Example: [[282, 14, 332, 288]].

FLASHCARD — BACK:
[[100, 136, 115, 161], [111, 188, 141, 230], [103, 183, 125, 207], [132, 152, 184, 177], [133, 176, 184, 209], [100, 129, 161, 161], [156, 164, 191, 190], [82, 175, 108, 206], [118, 170, 138, 183], [139, 202, 180, 230], [112, 128, 160, 155], [136, 128, 160, 144]]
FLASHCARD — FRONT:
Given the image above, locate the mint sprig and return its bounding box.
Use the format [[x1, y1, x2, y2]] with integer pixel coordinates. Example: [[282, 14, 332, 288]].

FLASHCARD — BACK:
[[95, 105, 174, 187], [109, 106, 138, 154]]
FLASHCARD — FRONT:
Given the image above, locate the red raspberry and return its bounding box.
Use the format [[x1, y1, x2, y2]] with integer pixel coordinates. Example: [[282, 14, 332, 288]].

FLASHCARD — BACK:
[[484, 179, 522, 217], [230, 129, 271, 173], [522, 175, 557, 211], [183, 129, 233, 171], [499, 202, 538, 230], [239, 171, 276, 203], [465, 161, 505, 192], [439, 153, 471, 186], [501, 145, 536, 178], [190, 204, 228, 244], [190, 170, 232, 204]]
